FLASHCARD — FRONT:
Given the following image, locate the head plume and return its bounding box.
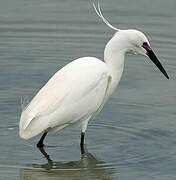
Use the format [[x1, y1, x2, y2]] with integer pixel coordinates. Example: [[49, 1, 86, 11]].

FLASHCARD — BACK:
[[93, 1, 120, 32]]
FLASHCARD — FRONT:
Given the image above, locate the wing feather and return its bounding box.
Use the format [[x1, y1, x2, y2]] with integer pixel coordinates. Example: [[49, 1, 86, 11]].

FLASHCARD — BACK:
[[19, 57, 110, 139]]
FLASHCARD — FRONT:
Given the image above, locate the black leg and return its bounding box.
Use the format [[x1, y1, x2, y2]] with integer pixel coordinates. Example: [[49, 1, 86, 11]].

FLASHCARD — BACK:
[[80, 132, 85, 154], [37, 132, 48, 148], [38, 147, 53, 163]]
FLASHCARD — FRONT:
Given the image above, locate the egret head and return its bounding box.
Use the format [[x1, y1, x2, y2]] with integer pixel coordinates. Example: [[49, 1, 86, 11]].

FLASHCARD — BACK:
[[93, 2, 169, 79], [119, 29, 169, 79], [121, 29, 149, 55]]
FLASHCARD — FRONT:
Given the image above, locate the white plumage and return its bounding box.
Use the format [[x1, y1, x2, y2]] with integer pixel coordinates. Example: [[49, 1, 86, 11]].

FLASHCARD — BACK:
[[19, 3, 168, 151], [20, 57, 111, 139]]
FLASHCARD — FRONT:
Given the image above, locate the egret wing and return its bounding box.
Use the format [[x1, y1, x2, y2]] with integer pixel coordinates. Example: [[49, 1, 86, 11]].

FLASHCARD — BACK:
[[19, 57, 110, 139]]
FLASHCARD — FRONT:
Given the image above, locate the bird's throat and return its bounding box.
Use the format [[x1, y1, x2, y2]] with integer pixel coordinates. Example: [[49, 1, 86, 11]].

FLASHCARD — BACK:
[[104, 51, 125, 97]]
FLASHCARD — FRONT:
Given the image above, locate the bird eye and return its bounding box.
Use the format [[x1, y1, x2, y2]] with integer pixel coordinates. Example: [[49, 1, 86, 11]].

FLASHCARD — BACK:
[[142, 42, 152, 51], [142, 42, 148, 46]]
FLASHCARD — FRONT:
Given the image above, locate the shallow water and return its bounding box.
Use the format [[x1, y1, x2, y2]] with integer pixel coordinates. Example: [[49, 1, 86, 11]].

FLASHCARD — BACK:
[[0, 0, 176, 179]]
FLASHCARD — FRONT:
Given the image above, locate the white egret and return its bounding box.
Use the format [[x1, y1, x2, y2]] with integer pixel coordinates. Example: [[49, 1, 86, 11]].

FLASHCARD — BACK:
[[19, 2, 169, 154]]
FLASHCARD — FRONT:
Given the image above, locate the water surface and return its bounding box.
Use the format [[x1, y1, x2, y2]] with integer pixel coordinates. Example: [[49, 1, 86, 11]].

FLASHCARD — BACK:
[[0, 0, 176, 179]]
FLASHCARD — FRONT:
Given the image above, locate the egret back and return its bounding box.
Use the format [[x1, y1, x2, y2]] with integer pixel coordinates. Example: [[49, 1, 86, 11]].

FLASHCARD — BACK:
[[19, 57, 110, 139]]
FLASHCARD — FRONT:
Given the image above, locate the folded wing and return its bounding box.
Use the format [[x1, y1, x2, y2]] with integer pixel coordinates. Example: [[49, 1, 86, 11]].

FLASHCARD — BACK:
[[19, 57, 110, 139]]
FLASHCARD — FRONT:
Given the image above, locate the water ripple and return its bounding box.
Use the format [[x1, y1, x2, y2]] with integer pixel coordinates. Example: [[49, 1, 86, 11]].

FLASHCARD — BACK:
[[89, 122, 174, 169]]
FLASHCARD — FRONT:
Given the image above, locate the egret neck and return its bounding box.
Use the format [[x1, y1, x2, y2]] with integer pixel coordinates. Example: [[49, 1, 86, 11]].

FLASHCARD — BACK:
[[104, 33, 127, 96]]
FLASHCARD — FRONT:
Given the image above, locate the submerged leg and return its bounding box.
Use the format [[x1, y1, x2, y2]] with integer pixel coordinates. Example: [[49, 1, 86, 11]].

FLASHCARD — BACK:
[[80, 119, 89, 154], [37, 132, 48, 148], [38, 147, 53, 163], [80, 132, 85, 154]]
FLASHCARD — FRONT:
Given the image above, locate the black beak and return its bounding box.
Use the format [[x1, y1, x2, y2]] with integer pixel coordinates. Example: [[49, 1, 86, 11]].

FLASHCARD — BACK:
[[142, 42, 169, 79]]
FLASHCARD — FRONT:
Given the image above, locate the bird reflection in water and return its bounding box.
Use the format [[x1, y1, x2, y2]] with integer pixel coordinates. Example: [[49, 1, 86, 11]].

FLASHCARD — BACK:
[[20, 147, 115, 180]]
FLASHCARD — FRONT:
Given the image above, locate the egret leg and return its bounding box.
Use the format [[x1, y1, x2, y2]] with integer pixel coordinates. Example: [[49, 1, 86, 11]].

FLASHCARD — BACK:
[[37, 132, 48, 148], [80, 132, 85, 154], [38, 147, 53, 163], [80, 119, 89, 154]]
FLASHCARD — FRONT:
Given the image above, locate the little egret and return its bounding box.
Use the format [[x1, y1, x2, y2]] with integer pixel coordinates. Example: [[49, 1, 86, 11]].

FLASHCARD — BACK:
[[19, 2, 169, 154]]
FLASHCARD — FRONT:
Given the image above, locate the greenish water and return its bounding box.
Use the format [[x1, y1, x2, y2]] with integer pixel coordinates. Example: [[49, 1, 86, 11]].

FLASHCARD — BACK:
[[0, 0, 175, 179]]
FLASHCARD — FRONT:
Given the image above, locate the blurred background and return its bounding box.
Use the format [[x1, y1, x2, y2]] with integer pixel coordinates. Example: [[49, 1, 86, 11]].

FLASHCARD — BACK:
[[0, 0, 175, 179]]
